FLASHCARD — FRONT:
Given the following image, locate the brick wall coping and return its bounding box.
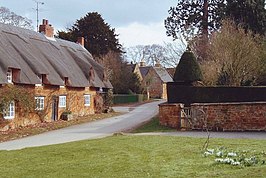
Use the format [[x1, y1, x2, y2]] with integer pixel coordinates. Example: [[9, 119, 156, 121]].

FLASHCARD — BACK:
[[191, 102, 266, 106], [159, 102, 182, 106]]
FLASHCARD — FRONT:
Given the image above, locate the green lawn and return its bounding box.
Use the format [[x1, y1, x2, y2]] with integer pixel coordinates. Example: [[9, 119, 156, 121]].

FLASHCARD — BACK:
[[0, 136, 265, 178], [132, 116, 176, 133]]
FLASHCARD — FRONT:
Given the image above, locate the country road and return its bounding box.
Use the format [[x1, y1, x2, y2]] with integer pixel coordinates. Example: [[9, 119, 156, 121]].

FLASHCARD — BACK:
[[0, 100, 164, 150]]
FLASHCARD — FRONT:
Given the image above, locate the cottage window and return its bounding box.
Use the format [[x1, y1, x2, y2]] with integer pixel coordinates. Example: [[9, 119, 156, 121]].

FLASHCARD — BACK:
[[35, 96, 45, 110], [4, 101, 15, 119], [59, 95, 66, 108], [84, 94, 91, 106], [7, 69, 12, 83]]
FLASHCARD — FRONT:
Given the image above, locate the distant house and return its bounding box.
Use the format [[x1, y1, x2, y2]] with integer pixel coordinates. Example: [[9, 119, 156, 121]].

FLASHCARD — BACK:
[[139, 61, 173, 99], [0, 19, 112, 129], [166, 68, 175, 78], [126, 63, 143, 81]]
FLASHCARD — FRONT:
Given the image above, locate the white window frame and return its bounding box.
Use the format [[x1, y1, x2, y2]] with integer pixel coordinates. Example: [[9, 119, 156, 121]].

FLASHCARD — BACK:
[[35, 96, 45, 110], [4, 101, 15, 119], [59, 95, 66, 108], [7, 69, 12, 83], [84, 94, 91, 106]]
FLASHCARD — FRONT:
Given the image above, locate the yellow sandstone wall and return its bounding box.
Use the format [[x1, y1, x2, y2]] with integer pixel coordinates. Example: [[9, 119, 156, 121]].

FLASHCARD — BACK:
[[4, 84, 97, 129]]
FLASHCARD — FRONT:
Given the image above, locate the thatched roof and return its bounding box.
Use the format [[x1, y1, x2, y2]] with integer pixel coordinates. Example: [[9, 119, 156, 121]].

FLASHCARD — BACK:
[[0, 23, 112, 88]]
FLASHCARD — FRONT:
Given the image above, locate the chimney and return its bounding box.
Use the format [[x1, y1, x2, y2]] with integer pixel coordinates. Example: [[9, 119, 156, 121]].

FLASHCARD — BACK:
[[155, 59, 162, 68], [39, 19, 54, 38], [77, 37, 84, 47], [140, 59, 146, 67]]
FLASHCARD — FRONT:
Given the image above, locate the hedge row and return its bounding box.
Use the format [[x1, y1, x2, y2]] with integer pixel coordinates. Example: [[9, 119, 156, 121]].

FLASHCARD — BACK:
[[167, 82, 266, 105], [113, 94, 148, 104]]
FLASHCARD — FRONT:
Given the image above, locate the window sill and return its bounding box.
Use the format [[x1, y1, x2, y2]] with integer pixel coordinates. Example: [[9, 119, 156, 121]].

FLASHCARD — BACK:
[[4, 116, 14, 120]]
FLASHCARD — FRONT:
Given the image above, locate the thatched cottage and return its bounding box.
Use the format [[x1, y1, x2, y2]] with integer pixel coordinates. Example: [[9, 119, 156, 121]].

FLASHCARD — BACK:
[[0, 19, 112, 129]]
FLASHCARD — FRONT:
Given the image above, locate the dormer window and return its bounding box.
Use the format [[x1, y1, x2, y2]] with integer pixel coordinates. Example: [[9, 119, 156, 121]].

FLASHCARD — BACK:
[[7, 69, 12, 83], [89, 67, 95, 82], [38, 75, 42, 82]]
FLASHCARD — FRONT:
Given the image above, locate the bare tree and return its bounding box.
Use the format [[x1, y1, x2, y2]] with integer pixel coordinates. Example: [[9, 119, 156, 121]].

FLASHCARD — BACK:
[[100, 51, 142, 94], [0, 7, 33, 30], [125, 45, 147, 64], [163, 41, 186, 68], [125, 41, 186, 68], [203, 19, 264, 86]]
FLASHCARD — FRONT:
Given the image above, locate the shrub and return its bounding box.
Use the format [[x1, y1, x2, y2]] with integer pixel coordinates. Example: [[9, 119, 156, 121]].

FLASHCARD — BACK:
[[173, 50, 203, 84], [205, 19, 264, 86], [0, 84, 35, 116]]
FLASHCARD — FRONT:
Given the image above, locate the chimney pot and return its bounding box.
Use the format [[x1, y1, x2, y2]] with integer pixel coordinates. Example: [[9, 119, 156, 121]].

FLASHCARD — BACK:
[[77, 37, 85, 47], [140, 60, 146, 67], [39, 19, 54, 38], [155, 60, 161, 67]]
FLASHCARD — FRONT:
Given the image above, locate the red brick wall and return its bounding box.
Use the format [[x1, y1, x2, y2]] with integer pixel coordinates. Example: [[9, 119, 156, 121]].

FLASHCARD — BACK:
[[159, 102, 266, 131], [191, 102, 266, 131], [159, 103, 182, 129]]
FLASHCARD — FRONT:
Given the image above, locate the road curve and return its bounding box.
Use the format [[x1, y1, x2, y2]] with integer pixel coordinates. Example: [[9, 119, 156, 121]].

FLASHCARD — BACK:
[[0, 100, 164, 150]]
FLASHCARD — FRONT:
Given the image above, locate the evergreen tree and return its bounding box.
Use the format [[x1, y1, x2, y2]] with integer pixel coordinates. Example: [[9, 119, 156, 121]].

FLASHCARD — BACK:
[[174, 50, 203, 84], [165, 0, 226, 40], [225, 0, 266, 35], [165, 0, 266, 38], [58, 12, 122, 57]]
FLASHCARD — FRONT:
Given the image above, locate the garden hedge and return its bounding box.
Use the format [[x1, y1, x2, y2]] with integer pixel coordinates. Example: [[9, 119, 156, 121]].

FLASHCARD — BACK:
[[167, 82, 266, 105]]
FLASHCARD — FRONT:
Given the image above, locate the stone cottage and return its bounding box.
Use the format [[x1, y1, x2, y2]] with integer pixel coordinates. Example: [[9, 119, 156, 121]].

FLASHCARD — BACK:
[[0, 19, 112, 129], [139, 61, 173, 99]]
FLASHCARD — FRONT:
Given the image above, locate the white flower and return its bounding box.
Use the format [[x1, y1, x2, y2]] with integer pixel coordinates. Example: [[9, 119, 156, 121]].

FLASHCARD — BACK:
[[215, 158, 235, 164], [227, 152, 237, 157], [207, 149, 214, 154], [204, 151, 212, 156], [215, 158, 224, 163], [231, 161, 241, 166], [216, 151, 223, 157]]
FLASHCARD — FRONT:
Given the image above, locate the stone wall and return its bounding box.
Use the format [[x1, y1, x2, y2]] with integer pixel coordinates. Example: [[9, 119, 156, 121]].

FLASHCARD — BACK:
[[1, 84, 97, 129], [145, 69, 163, 99], [34, 85, 96, 121], [159, 102, 266, 131], [143, 68, 169, 99], [162, 83, 167, 100]]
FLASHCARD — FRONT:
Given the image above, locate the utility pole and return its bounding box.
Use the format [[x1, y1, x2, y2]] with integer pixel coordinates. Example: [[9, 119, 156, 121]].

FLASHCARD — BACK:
[[34, 0, 44, 32]]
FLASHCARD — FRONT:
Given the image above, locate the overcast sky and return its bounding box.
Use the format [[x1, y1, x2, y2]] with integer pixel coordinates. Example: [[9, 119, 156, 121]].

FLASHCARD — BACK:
[[1, 0, 176, 47]]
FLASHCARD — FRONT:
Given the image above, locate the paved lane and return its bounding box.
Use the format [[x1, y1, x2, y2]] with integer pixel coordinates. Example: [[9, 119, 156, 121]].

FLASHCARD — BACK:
[[0, 100, 163, 150]]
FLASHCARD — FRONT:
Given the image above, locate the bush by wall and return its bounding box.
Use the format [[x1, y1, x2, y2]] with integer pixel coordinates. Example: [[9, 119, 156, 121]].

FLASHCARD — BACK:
[[113, 94, 148, 104]]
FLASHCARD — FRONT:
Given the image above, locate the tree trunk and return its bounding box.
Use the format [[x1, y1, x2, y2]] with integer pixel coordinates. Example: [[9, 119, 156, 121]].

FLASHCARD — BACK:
[[202, 0, 209, 39], [198, 0, 209, 62]]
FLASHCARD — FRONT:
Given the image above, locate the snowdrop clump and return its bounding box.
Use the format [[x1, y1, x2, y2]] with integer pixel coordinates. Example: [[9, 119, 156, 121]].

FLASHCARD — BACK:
[[203, 147, 265, 167]]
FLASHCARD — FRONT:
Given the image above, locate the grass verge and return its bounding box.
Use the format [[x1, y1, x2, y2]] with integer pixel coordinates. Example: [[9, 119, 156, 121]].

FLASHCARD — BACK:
[[0, 112, 121, 143], [0, 135, 265, 178], [132, 115, 176, 133]]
